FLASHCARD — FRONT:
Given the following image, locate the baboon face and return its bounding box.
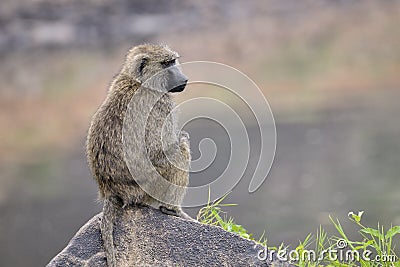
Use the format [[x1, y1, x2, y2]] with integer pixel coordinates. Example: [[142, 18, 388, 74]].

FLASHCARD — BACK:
[[125, 44, 188, 93]]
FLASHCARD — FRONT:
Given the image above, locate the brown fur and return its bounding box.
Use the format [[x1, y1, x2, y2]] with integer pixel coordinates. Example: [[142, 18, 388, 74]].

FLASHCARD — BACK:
[[86, 44, 191, 267]]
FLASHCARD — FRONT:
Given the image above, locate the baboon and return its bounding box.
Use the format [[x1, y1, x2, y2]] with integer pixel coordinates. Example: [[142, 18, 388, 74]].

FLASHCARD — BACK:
[[86, 44, 191, 266]]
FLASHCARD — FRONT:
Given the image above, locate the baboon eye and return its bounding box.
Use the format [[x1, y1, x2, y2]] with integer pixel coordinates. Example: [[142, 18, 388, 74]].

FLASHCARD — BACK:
[[138, 58, 147, 74], [161, 59, 176, 68]]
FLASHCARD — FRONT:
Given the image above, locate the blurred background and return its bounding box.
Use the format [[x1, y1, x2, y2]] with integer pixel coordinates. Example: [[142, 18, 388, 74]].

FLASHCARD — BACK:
[[1, 0, 399, 265]]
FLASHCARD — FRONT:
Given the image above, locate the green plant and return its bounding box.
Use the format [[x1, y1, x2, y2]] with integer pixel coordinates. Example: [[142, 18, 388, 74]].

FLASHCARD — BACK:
[[325, 211, 400, 267], [197, 194, 399, 267], [197, 192, 259, 242]]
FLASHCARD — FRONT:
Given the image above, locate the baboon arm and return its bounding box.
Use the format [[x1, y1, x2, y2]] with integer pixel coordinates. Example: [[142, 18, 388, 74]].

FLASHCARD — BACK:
[[179, 130, 191, 162], [149, 143, 188, 173]]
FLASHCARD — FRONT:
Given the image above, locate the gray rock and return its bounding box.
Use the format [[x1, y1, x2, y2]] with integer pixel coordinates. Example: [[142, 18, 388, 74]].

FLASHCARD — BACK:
[[47, 214, 106, 267], [47, 206, 288, 266]]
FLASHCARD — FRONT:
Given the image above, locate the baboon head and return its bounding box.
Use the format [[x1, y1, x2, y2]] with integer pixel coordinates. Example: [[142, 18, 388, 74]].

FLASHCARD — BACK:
[[123, 44, 188, 93]]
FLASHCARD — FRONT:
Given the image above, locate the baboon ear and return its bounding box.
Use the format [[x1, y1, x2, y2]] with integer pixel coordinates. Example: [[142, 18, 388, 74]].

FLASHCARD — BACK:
[[132, 53, 149, 78]]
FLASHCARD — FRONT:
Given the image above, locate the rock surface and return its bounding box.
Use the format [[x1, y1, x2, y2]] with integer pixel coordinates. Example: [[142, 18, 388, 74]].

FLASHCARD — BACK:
[[47, 206, 287, 267]]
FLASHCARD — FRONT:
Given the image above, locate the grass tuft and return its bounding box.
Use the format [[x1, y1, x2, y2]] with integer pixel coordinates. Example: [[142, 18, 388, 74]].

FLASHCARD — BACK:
[[197, 194, 399, 266]]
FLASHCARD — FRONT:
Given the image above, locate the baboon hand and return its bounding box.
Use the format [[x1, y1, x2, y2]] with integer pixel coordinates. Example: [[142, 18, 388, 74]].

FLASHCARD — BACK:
[[179, 131, 190, 150], [180, 130, 189, 142]]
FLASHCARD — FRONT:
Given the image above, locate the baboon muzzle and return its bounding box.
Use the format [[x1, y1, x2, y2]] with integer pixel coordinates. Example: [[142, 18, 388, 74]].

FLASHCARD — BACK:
[[169, 80, 188, 93], [167, 67, 188, 93]]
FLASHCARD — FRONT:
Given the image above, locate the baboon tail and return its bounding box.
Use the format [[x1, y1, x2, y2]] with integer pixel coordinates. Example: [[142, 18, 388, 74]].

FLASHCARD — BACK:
[[101, 198, 117, 267]]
